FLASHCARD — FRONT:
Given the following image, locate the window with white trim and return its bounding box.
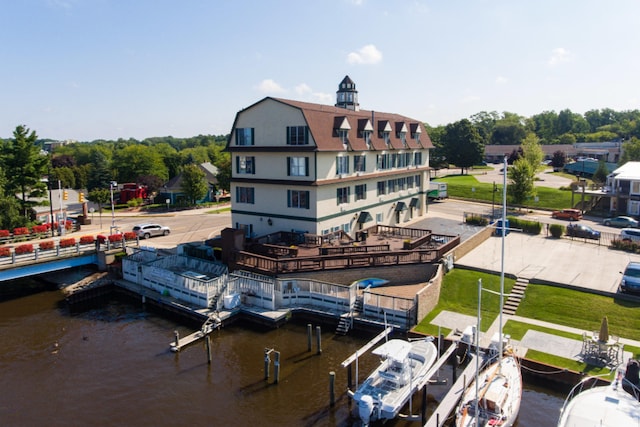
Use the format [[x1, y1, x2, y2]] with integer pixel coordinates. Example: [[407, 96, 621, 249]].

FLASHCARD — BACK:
[[236, 156, 255, 174], [236, 128, 254, 146], [354, 155, 366, 173], [287, 190, 309, 209], [236, 187, 255, 204], [337, 186, 350, 204], [288, 157, 309, 177], [336, 156, 349, 175], [355, 184, 367, 201]]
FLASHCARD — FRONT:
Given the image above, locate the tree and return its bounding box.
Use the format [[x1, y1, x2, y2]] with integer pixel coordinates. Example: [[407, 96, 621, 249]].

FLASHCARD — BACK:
[[180, 164, 208, 205], [441, 119, 484, 174], [551, 150, 566, 170], [215, 156, 231, 192], [113, 145, 168, 183], [508, 158, 535, 207], [620, 137, 640, 164], [520, 133, 544, 173], [592, 159, 608, 185], [87, 188, 111, 227], [87, 150, 112, 191], [1, 125, 49, 219]]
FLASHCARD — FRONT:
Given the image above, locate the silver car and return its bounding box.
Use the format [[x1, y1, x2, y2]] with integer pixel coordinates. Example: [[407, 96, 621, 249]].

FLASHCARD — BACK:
[[132, 223, 171, 239]]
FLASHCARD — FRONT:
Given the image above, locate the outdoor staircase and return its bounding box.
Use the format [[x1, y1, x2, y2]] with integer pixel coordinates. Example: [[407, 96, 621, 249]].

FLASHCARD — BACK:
[[503, 277, 529, 315], [335, 296, 365, 335], [335, 315, 351, 335]]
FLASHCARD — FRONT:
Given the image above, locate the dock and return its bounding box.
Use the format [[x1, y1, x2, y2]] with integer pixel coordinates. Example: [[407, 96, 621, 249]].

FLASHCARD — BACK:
[[425, 353, 479, 427], [170, 315, 221, 352]]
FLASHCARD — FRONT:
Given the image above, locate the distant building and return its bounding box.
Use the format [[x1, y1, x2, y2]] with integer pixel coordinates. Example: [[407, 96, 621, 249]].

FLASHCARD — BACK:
[[225, 76, 434, 238], [484, 141, 623, 164], [159, 162, 219, 205], [606, 161, 640, 216]]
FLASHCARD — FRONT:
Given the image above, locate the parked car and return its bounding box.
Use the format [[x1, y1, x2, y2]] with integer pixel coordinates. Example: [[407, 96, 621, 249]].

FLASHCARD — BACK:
[[566, 224, 601, 240], [132, 223, 171, 239], [551, 208, 583, 221], [620, 261, 640, 293], [603, 216, 639, 228], [620, 228, 640, 243]]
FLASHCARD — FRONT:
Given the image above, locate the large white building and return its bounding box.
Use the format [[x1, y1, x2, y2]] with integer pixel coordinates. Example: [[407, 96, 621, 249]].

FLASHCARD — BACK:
[[226, 76, 434, 238]]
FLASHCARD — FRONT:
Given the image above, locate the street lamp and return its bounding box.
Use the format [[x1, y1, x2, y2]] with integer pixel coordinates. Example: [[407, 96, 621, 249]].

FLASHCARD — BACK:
[[110, 181, 117, 233]]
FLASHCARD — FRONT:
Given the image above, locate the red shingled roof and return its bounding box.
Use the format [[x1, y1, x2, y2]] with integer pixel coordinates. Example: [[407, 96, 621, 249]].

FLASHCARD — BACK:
[[269, 97, 433, 151]]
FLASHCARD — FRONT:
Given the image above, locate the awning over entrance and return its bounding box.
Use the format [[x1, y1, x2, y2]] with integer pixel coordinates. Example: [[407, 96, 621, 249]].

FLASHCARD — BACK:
[[356, 211, 373, 223], [394, 202, 407, 212], [409, 197, 419, 208]]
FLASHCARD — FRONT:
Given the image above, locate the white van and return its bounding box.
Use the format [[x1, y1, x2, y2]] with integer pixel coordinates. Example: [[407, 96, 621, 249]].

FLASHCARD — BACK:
[[620, 228, 640, 242]]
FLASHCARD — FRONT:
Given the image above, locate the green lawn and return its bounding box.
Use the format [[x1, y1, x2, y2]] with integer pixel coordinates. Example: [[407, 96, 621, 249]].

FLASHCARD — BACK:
[[434, 175, 575, 210], [414, 268, 640, 371]]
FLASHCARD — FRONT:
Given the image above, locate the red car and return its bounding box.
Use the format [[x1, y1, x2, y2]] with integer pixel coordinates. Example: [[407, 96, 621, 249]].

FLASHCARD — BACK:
[[551, 209, 582, 221]]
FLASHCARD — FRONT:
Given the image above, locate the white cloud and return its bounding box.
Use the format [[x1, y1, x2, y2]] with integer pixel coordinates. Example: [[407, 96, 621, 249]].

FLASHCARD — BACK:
[[311, 92, 334, 104], [548, 48, 571, 66], [496, 76, 508, 84], [256, 79, 286, 94], [295, 83, 312, 95], [347, 44, 383, 65]]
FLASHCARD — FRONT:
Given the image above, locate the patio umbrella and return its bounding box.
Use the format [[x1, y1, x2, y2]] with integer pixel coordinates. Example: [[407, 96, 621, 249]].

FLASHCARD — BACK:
[[598, 316, 609, 343]]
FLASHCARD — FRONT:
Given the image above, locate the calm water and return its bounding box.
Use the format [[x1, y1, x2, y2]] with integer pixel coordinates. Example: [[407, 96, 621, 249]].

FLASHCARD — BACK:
[[0, 287, 565, 426]]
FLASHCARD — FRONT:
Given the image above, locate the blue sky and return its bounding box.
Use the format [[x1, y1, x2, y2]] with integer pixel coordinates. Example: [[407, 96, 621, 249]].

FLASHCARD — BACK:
[[1, 0, 639, 141]]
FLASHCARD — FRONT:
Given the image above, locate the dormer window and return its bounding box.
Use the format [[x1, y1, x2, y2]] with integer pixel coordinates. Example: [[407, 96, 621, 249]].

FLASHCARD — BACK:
[[358, 118, 374, 149], [363, 131, 371, 147], [334, 116, 351, 148], [396, 122, 408, 148], [410, 123, 422, 145], [378, 120, 393, 147]]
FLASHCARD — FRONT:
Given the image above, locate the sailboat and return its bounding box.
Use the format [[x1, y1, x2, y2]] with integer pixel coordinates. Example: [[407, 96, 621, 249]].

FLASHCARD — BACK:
[[455, 156, 523, 427]]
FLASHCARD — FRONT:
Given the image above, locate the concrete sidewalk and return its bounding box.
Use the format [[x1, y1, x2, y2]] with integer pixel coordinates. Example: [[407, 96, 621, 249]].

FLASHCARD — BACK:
[[455, 230, 640, 294]]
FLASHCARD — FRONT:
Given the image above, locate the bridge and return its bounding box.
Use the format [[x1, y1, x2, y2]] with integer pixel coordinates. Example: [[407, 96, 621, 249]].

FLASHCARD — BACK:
[[0, 240, 129, 282]]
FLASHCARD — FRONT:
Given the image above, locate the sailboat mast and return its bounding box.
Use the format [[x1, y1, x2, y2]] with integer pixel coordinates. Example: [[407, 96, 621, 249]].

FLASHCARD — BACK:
[[499, 155, 507, 359]]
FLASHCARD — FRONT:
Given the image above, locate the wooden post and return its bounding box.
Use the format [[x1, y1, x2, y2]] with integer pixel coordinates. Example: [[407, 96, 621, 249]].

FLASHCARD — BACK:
[[174, 330, 179, 349], [307, 324, 312, 352], [316, 326, 322, 355], [451, 352, 458, 383], [206, 335, 212, 364], [421, 384, 428, 425], [347, 365, 353, 390], [264, 348, 270, 381], [329, 371, 336, 406], [274, 351, 280, 384]]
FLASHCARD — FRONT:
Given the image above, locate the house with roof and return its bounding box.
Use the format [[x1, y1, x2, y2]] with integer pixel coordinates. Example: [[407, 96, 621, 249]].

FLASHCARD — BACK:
[[225, 76, 434, 238], [158, 162, 220, 205], [606, 161, 640, 216]]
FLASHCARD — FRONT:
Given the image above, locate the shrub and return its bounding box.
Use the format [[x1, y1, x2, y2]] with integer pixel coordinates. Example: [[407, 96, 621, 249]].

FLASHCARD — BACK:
[[80, 235, 95, 244], [123, 231, 137, 241], [507, 216, 542, 235], [59, 238, 76, 248], [32, 225, 48, 234], [13, 227, 29, 235], [466, 215, 489, 226], [97, 235, 107, 243], [0, 247, 11, 257], [0, 230, 9, 238], [549, 224, 564, 238], [39, 241, 55, 250], [610, 239, 639, 253], [15, 244, 34, 254], [108, 234, 123, 243]]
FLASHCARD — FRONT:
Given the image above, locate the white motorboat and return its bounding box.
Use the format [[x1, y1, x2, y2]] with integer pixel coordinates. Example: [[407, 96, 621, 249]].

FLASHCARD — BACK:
[[557, 359, 640, 426], [456, 156, 522, 427], [350, 337, 438, 425]]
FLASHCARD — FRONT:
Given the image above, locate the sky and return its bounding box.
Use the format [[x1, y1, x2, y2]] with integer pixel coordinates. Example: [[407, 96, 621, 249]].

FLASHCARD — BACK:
[[1, 0, 639, 142]]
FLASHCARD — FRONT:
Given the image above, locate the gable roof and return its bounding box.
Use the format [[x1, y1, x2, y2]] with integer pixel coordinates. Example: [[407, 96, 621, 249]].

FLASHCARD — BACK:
[[228, 97, 433, 152]]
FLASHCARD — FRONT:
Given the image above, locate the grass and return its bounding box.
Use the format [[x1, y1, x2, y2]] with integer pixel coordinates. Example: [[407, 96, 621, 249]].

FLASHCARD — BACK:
[[434, 174, 576, 210], [414, 269, 640, 371]]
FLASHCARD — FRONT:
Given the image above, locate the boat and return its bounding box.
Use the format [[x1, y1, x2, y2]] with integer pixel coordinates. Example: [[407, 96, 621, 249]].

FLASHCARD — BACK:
[[352, 277, 390, 289], [557, 359, 640, 426], [455, 156, 523, 427], [350, 337, 438, 425]]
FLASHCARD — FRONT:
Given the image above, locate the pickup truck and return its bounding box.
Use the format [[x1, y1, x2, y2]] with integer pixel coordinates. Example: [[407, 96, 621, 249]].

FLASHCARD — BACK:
[[551, 208, 582, 221]]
